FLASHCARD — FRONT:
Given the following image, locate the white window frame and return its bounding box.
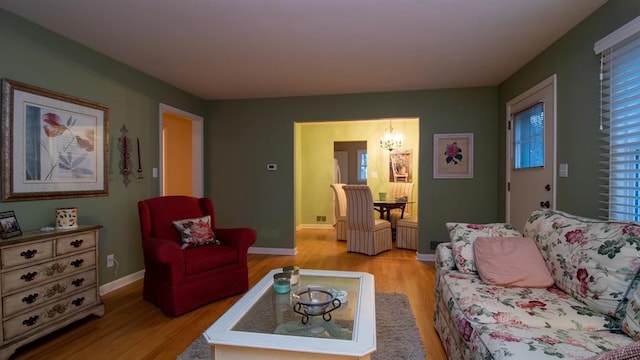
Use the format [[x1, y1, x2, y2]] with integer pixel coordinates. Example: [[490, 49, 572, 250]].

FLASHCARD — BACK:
[[595, 17, 640, 221]]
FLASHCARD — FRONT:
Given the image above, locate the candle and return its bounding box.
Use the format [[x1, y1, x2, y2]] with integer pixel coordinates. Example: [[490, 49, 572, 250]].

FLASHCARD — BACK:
[[137, 137, 142, 171], [273, 272, 291, 294], [123, 138, 128, 172]]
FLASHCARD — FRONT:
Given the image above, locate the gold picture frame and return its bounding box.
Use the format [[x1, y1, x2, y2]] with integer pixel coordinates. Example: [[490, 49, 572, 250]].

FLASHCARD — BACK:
[[1, 79, 109, 201]]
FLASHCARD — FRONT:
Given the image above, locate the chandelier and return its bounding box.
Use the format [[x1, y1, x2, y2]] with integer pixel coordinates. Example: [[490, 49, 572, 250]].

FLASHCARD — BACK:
[[379, 119, 404, 151]]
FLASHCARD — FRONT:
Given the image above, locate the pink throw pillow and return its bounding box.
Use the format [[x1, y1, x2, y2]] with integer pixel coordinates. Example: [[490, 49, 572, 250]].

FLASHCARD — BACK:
[[473, 236, 553, 288]]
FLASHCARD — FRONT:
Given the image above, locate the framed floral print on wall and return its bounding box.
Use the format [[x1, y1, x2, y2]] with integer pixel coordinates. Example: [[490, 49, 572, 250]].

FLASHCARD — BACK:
[[1, 79, 109, 201], [433, 133, 473, 179]]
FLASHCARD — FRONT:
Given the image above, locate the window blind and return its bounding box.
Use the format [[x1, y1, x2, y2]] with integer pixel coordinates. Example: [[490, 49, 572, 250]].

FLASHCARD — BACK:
[[597, 19, 640, 220]]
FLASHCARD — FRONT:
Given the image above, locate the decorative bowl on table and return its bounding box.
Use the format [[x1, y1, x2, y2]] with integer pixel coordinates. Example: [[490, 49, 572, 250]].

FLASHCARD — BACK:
[[292, 285, 342, 324]]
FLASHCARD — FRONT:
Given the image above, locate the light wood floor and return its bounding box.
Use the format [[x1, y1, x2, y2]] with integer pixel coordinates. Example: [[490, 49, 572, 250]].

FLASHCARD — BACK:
[[12, 228, 447, 360]]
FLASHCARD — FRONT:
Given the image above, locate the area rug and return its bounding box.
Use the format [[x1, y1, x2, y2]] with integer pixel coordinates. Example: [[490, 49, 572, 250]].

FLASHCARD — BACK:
[[177, 292, 426, 360]]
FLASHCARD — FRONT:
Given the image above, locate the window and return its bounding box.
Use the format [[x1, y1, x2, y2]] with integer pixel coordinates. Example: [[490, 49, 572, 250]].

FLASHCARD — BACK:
[[596, 17, 640, 221], [358, 150, 367, 182], [513, 102, 545, 169]]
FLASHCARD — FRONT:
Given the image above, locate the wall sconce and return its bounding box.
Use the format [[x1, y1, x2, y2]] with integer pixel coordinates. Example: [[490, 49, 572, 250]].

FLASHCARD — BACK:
[[118, 125, 143, 186]]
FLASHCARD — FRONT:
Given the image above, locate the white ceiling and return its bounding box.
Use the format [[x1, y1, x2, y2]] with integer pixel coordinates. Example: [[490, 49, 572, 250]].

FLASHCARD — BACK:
[[0, 0, 607, 100]]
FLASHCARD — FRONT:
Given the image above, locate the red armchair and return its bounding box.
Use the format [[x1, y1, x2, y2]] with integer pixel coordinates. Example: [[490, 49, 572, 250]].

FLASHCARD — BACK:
[[137, 196, 256, 316]]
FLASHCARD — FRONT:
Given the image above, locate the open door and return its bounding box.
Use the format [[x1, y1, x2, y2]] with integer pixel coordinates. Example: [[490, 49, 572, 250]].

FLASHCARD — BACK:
[[159, 104, 204, 197]]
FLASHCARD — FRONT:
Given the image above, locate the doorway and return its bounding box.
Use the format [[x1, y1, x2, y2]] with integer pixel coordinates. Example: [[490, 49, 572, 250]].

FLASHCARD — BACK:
[[334, 141, 367, 185], [506, 75, 557, 231], [159, 104, 204, 197]]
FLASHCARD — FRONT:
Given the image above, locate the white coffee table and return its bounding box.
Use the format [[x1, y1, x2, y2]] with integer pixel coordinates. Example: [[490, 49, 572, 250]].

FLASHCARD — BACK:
[[204, 268, 376, 360]]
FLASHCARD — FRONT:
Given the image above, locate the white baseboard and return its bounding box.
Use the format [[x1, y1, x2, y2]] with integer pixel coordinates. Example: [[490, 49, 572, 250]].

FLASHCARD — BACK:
[[249, 247, 297, 256], [99, 269, 145, 296], [296, 224, 334, 231], [417, 253, 435, 262], [98, 248, 432, 296]]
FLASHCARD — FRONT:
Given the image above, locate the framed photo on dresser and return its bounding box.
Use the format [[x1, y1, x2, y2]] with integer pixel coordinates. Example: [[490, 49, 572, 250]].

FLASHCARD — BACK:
[[0, 211, 21, 239]]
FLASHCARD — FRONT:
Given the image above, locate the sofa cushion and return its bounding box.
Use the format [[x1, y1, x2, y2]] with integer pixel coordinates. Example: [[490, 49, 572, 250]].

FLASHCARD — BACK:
[[446, 222, 522, 274], [622, 283, 640, 340], [173, 215, 220, 249], [586, 342, 640, 360], [440, 271, 618, 331], [475, 324, 634, 360], [523, 209, 640, 320], [474, 236, 554, 288]]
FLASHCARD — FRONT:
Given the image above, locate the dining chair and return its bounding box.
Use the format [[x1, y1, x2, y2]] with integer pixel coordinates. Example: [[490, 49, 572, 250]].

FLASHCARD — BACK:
[[330, 183, 347, 241], [389, 182, 415, 228], [396, 217, 418, 250], [343, 185, 392, 255]]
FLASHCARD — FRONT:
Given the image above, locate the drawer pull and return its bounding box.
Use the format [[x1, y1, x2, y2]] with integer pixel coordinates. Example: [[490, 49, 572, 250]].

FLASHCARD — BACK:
[[22, 315, 39, 327], [20, 272, 38, 282], [72, 297, 85, 307], [72, 278, 85, 287], [70, 239, 84, 248], [21, 294, 39, 304], [20, 249, 38, 259], [70, 259, 84, 268]]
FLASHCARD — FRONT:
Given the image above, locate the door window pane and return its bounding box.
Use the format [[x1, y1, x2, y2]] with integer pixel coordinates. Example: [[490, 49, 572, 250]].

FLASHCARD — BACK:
[[513, 102, 544, 169]]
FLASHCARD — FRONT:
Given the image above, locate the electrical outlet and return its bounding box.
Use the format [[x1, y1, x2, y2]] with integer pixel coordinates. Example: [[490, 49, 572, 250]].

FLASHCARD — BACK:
[[316, 216, 322, 222], [107, 254, 115, 268], [321, 216, 326, 222]]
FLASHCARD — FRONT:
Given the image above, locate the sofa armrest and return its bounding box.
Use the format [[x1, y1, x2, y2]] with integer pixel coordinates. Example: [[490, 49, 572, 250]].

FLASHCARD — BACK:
[[435, 242, 456, 274]]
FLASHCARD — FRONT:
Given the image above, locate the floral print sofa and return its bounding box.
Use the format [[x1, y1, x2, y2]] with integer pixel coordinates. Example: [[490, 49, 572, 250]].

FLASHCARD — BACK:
[[434, 209, 640, 359]]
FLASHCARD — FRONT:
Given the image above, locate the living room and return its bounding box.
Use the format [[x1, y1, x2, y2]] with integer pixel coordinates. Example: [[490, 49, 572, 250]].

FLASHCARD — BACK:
[[0, 1, 639, 359]]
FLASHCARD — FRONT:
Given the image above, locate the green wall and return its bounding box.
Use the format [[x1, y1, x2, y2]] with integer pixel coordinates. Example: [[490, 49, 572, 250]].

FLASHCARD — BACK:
[[498, 0, 640, 220], [2, 0, 633, 285], [0, 9, 207, 285], [207, 88, 499, 253]]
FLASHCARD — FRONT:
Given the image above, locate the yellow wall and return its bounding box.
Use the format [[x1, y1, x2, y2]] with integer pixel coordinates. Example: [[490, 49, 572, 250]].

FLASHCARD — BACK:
[[163, 112, 193, 195], [297, 118, 419, 226]]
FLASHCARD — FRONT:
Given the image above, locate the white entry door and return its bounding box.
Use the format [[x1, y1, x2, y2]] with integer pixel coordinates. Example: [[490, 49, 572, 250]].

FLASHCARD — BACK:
[[506, 75, 556, 232]]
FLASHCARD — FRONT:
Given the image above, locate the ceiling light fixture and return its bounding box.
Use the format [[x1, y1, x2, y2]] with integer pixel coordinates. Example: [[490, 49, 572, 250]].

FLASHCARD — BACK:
[[379, 119, 404, 151]]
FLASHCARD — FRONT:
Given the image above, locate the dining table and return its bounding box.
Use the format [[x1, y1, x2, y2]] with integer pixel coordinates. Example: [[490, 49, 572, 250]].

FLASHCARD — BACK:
[[373, 199, 414, 221]]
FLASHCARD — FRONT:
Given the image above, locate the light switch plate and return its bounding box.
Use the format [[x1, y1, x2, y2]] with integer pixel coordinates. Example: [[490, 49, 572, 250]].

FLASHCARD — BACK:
[[559, 163, 568, 177]]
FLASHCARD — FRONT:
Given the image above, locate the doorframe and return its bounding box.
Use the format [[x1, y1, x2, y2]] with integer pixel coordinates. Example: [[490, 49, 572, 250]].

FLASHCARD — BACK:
[[505, 74, 557, 224], [158, 103, 204, 197]]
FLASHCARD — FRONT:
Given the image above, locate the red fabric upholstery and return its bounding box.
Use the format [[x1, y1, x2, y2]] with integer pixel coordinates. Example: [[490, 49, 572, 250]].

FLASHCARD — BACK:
[[137, 195, 256, 316]]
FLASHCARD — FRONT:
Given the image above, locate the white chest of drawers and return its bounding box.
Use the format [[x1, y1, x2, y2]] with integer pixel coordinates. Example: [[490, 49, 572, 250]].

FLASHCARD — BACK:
[[0, 225, 104, 360]]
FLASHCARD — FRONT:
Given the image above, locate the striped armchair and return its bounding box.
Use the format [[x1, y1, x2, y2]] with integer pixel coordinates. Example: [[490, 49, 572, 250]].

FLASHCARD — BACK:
[[330, 183, 347, 241], [343, 185, 392, 256]]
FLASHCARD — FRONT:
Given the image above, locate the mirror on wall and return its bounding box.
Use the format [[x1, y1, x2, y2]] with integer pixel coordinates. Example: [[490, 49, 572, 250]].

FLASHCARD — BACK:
[[334, 141, 367, 184]]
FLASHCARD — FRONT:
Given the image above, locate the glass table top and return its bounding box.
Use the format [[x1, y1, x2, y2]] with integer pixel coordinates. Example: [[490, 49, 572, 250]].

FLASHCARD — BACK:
[[231, 275, 360, 340], [204, 269, 375, 358]]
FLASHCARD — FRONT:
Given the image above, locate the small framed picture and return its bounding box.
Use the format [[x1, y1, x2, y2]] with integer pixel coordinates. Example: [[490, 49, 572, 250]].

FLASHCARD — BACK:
[[433, 133, 474, 179], [0, 211, 22, 239]]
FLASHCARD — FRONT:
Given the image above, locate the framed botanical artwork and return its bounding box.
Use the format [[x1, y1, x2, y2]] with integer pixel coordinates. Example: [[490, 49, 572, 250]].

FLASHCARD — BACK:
[[433, 133, 473, 179], [1, 79, 109, 201], [0, 211, 22, 239], [389, 150, 413, 182]]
